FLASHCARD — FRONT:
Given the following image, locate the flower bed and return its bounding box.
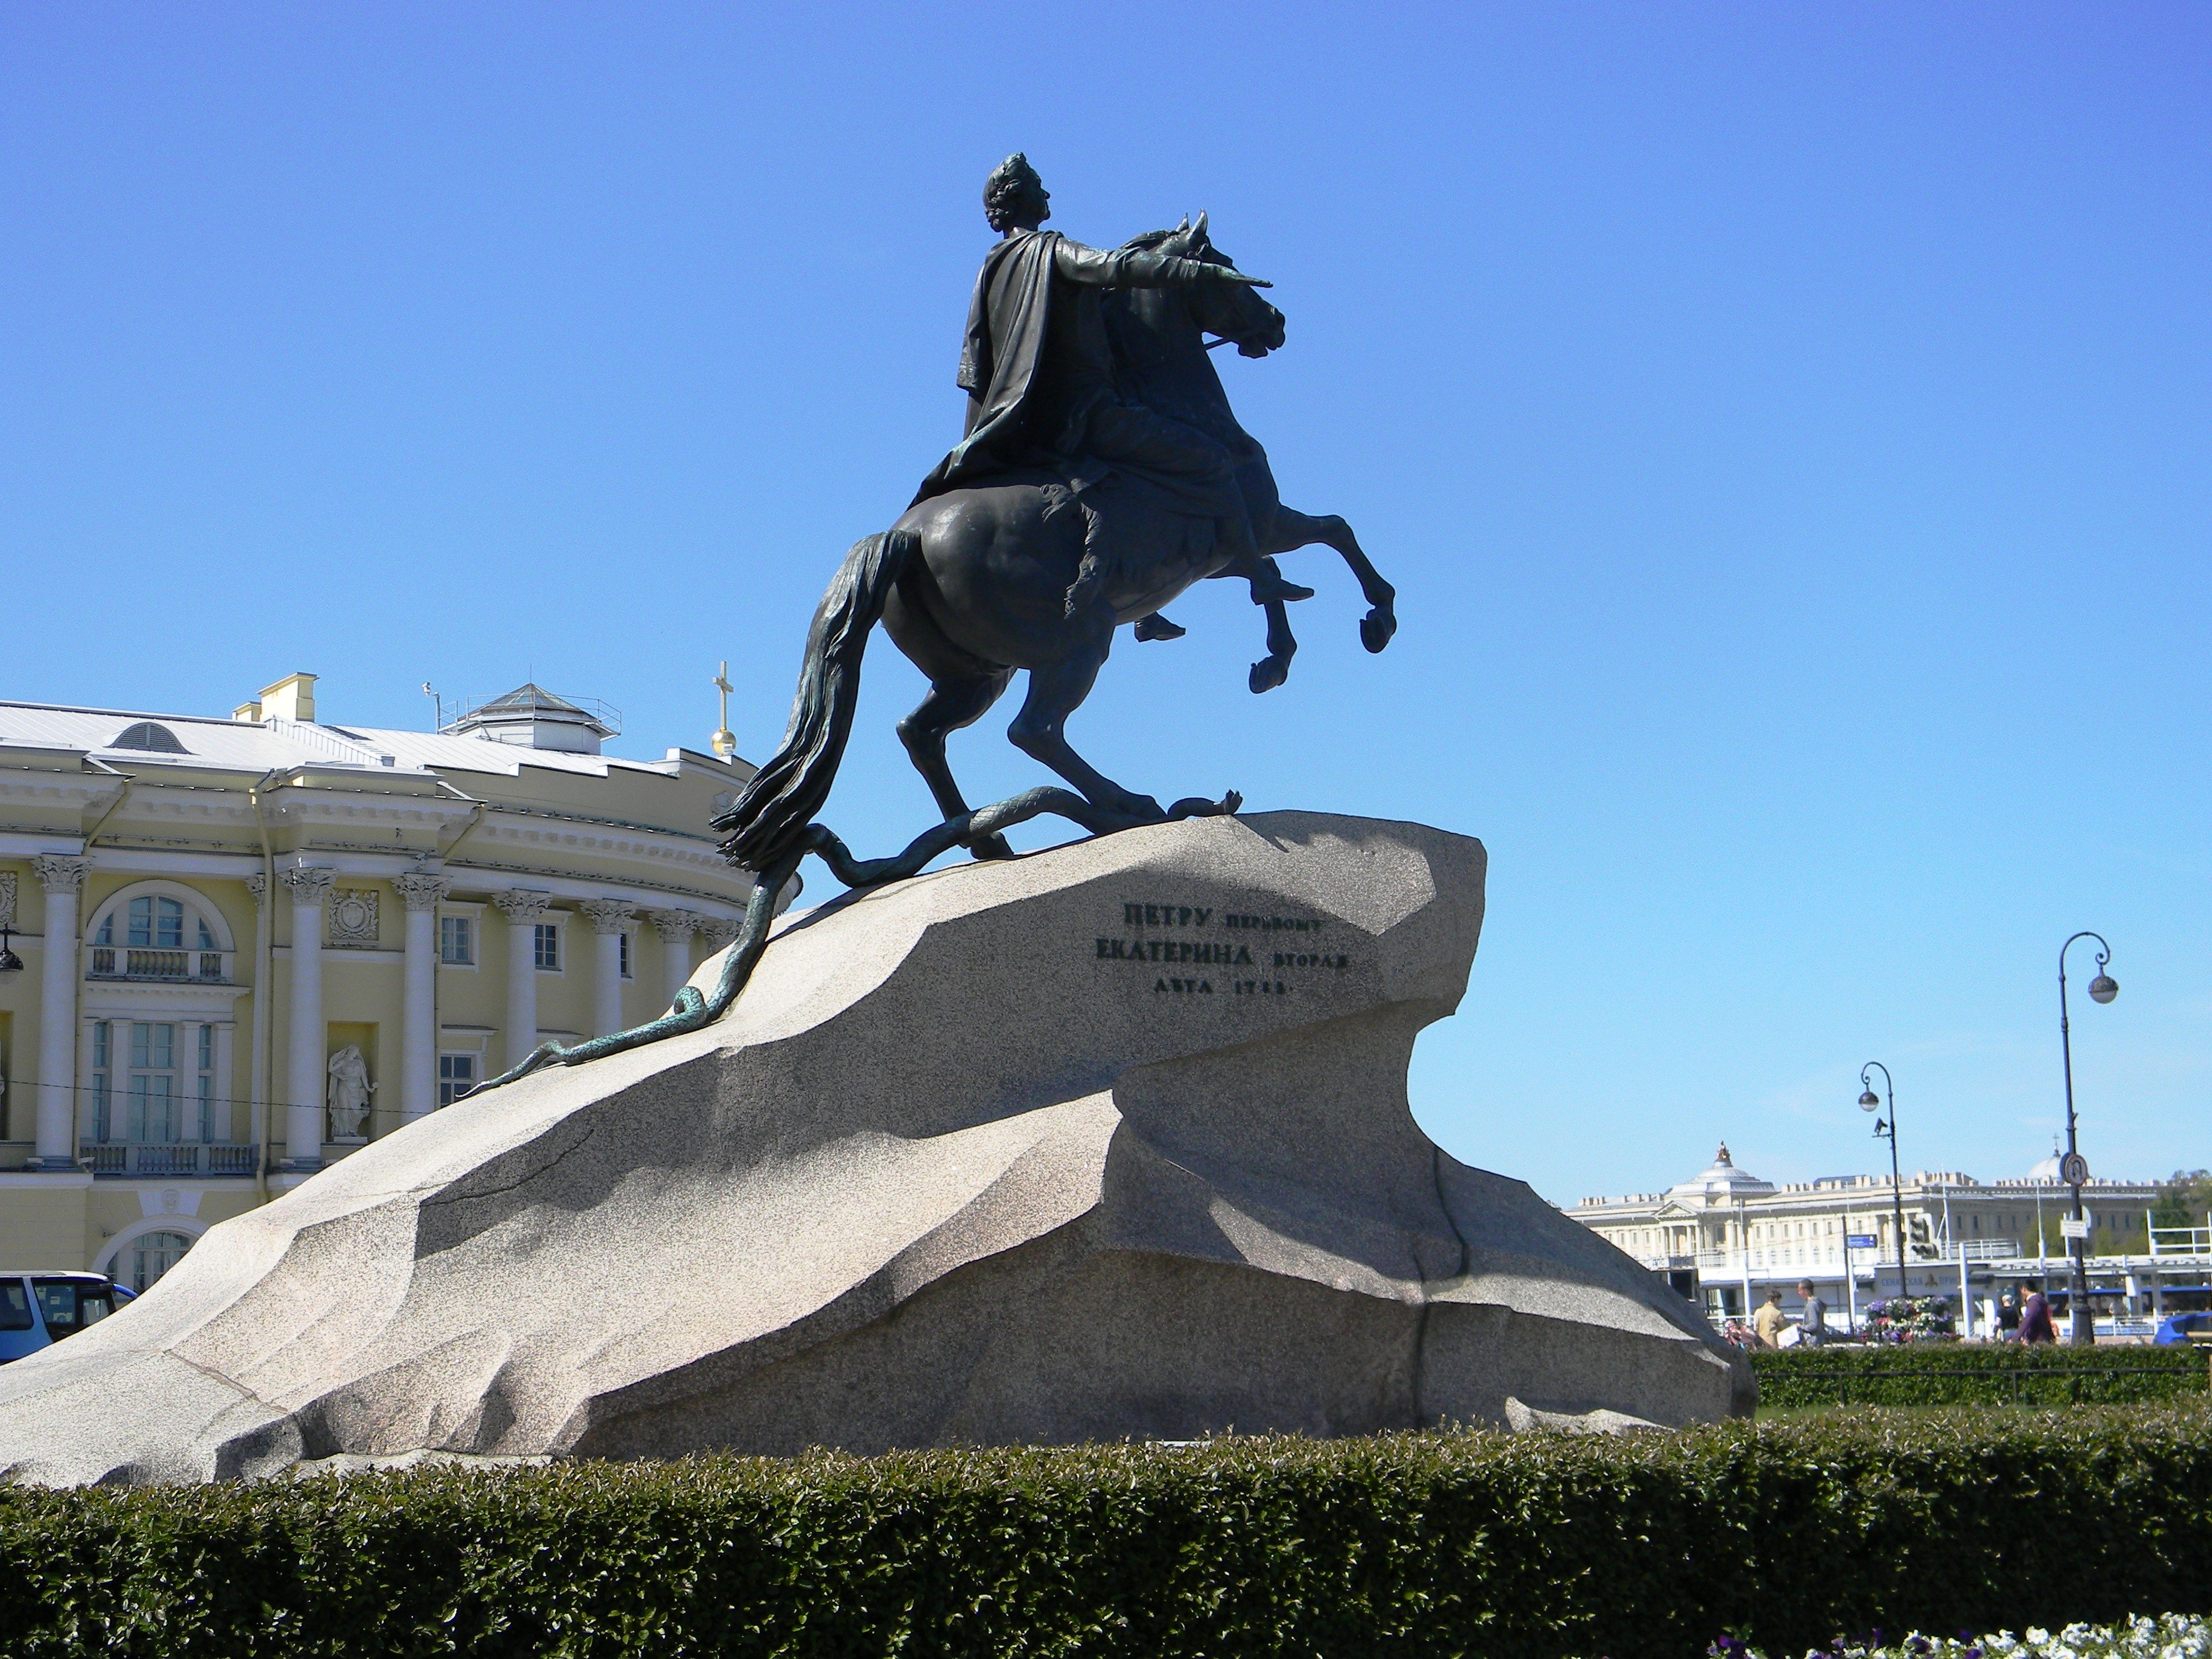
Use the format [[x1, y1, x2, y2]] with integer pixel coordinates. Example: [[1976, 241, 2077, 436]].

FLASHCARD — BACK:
[[1716, 1611, 2210, 1659], [1863, 1295, 1958, 1342]]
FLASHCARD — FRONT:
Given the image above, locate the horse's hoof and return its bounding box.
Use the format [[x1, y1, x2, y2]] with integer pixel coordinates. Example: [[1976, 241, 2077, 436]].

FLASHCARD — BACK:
[[970, 833, 1018, 862], [1249, 656, 1290, 694], [1360, 608, 1397, 654]]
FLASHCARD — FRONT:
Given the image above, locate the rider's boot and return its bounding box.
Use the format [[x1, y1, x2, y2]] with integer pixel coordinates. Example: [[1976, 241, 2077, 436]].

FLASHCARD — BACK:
[[1134, 613, 1186, 642], [1241, 556, 1314, 607]]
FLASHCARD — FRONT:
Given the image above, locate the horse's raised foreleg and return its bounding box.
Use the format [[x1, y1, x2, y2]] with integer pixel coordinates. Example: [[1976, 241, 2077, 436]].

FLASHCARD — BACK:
[[1006, 629, 1164, 823], [1248, 598, 1298, 695], [896, 670, 1018, 859], [1267, 508, 1397, 654]]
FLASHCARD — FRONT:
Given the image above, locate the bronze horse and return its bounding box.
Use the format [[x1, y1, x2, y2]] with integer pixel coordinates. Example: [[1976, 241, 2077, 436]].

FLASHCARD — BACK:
[[717, 217, 1395, 875]]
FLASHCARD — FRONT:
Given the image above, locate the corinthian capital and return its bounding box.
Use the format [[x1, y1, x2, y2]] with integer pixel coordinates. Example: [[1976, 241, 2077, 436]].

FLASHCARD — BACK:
[[393, 873, 454, 912], [279, 867, 338, 906], [494, 889, 555, 924], [645, 908, 700, 941], [576, 898, 637, 935], [697, 916, 742, 950], [246, 873, 269, 907], [32, 854, 91, 896]]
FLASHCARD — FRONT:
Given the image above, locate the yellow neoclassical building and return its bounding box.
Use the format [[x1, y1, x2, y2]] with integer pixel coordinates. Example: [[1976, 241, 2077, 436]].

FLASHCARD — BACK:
[[0, 674, 759, 1288]]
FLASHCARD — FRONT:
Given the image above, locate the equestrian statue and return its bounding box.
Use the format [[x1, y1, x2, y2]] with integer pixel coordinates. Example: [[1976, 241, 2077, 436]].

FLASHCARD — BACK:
[[718, 152, 1397, 875], [476, 155, 1396, 1092]]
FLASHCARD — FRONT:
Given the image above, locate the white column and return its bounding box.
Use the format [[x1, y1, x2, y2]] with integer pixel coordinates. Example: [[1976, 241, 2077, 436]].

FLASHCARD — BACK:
[[494, 890, 552, 1072], [30, 854, 90, 1168], [280, 866, 335, 1169], [246, 873, 270, 1167], [648, 910, 698, 1008], [393, 873, 451, 1123], [577, 900, 635, 1037]]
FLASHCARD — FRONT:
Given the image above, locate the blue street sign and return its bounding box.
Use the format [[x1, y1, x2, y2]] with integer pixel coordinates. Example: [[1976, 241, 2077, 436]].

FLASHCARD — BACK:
[[1846, 1234, 1878, 1249]]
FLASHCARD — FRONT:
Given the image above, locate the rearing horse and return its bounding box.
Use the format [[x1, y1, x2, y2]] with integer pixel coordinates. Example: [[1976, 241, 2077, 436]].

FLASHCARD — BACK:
[[716, 217, 1396, 875], [1106, 215, 1397, 692]]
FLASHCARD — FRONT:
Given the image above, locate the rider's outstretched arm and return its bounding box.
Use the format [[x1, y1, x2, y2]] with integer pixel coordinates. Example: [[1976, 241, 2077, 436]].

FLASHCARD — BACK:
[[1053, 240, 1270, 289]]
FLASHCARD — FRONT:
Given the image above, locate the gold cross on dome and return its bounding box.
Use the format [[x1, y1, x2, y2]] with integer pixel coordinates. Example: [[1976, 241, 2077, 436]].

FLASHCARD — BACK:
[[711, 661, 737, 759]]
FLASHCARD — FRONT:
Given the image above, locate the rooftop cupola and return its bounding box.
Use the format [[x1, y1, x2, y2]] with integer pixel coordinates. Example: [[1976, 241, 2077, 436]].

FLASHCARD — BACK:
[[447, 684, 619, 754], [1667, 1141, 1776, 1205]]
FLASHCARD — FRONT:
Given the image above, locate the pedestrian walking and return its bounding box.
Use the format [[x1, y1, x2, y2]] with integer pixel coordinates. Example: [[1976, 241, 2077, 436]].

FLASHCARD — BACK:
[[1754, 1285, 1790, 1349], [1795, 1279, 1827, 1347]]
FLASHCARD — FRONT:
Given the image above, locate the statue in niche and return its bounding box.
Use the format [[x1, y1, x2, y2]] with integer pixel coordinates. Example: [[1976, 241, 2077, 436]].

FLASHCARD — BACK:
[[326, 1045, 375, 1140]]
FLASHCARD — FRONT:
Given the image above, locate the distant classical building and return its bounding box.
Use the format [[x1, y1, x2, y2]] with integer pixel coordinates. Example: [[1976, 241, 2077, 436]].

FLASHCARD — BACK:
[[1565, 1144, 2168, 1333], [0, 674, 758, 1288]]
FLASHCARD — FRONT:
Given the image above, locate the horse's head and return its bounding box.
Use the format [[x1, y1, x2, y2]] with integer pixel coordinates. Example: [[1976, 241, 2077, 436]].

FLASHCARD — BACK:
[[1176, 212, 1287, 357], [1114, 215, 1286, 360]]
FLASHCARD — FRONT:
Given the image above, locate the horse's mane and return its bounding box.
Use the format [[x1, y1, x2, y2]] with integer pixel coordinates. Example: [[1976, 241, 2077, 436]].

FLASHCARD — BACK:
[[1119, 225, 1193, 257]]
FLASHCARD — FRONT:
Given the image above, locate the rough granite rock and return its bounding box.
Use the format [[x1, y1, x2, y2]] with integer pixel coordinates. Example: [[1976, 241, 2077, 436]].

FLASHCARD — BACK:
[[0, 811, 1751, 1485]]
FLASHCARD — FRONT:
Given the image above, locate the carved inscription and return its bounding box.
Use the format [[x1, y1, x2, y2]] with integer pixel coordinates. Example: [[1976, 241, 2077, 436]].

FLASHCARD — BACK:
[[1093, 897, 1352, 998]]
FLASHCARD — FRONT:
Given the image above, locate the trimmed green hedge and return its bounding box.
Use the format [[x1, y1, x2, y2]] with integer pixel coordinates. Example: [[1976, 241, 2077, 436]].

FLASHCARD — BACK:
[[1752, 1344, 2210, 1408], [2, 1404, 2210, 1658]]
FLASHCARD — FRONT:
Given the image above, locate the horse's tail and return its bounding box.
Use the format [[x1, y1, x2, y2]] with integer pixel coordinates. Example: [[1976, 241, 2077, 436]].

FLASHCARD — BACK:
[[715, 529, 919, 873]]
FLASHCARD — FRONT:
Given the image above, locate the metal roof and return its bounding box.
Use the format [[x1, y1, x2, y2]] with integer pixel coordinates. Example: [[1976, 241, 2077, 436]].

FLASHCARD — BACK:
[[0, 700, 687, 781]]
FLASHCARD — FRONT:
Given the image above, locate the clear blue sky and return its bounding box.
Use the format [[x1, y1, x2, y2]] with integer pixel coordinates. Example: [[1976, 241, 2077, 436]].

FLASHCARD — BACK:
[[6, 6, 2206, 1206]]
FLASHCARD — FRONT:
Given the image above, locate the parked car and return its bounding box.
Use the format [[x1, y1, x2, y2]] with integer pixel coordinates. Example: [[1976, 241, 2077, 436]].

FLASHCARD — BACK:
[[0, 1272, 123, 1364], [2153, 1310, 2212, 1346]]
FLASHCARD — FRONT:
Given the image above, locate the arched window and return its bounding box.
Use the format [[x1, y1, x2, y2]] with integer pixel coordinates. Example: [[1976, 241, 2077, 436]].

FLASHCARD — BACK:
[[109, 722, 189, 753], [131, 1230, 191, 1292], [87, 884, 229, 983], [93, 896, 218, 952]]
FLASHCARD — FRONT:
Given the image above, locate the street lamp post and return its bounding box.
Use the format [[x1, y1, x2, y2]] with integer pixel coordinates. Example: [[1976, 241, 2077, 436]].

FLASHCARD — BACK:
[[2057, 931, 2119, 1345], [1859, 1062, 1910, 1304]]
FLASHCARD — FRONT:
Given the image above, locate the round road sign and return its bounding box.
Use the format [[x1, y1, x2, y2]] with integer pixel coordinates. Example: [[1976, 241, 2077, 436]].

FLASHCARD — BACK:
[[2059, 1151, 2090, 1186]]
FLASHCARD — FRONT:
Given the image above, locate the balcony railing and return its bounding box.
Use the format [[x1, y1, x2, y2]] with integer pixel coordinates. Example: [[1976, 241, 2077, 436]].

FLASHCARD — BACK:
[[2151, 1224, 2212, 1259], [87, 946, 233, 983], [80, 1142, 258, 1177]]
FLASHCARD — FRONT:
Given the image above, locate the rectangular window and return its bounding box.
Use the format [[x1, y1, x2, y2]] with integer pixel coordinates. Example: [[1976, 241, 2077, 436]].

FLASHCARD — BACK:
[[128, 1019, 180, 1145], [618, 931, 632, 978], [440, 914, 474, 965], [91, 1020, 112, 1142], [128, 895, 186, 949], [533, 922, 560, 972], [437, 1053, 478, 1107], [196, 1024, 215, 1143]]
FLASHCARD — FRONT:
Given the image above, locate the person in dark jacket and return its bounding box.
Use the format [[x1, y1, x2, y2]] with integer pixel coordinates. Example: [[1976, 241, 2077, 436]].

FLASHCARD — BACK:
[[1996, 1289, 2023, 1340], [2018, 1281, 2057, 1344]]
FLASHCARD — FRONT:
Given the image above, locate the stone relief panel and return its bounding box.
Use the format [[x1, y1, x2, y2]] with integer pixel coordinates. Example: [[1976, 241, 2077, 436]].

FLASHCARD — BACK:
[[327, 888, 381, 949]]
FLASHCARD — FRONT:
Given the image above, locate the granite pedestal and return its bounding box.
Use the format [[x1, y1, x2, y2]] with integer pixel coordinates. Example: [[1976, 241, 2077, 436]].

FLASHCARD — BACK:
[[0, 812, 1750, 1485]]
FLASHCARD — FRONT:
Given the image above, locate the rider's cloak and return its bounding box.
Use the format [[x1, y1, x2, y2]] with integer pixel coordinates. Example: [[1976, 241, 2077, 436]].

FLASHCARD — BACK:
[[911, 230, 1066, 504]]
